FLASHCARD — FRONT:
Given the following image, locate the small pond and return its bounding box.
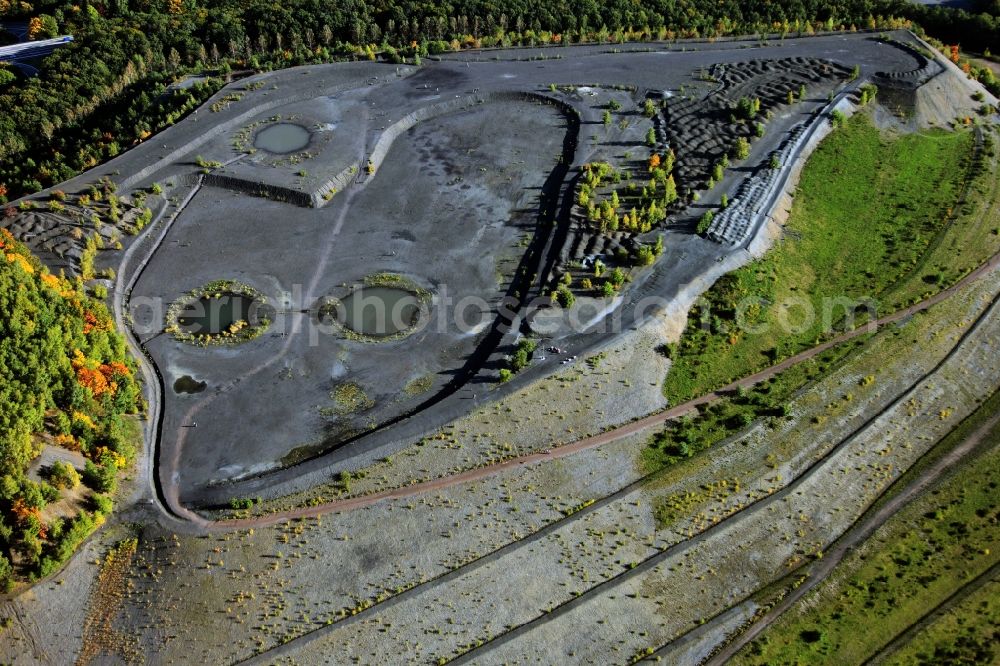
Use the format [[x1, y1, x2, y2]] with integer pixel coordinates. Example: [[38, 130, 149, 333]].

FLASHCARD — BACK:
[[176, 293, 260, 336], [173, 375, 207, 394], [254, 123, 311, 153], [336, 287, 422, 337]]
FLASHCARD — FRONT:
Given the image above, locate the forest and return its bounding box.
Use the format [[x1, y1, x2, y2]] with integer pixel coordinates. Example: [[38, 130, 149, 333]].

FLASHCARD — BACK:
[[0, 228, 140, 588], [0, 0, 998, 203]]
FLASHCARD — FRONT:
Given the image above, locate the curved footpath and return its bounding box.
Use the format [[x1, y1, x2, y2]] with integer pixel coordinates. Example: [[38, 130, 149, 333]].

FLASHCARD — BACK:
[[193, 246, 1000, 531]]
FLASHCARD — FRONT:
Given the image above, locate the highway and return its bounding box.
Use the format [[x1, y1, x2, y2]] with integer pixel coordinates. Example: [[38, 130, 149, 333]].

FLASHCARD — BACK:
[[0, 34, 73, 73]]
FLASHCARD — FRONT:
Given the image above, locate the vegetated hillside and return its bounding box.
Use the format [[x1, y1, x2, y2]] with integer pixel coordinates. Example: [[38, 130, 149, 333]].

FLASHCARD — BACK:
[[0, 0, 997, 203], [733, 390, 1000, 664], [642, 110, 978, 474], [0, 228, 140, 589], [660, 111, 975, 404]]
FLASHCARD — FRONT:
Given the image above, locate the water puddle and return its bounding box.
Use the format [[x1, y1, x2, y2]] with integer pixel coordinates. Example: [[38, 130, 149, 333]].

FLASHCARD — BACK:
[[254, 123, 311, 153], [173, 375, 207, 394], [327, 287, 422, 337], [176, 293, 261, 336]]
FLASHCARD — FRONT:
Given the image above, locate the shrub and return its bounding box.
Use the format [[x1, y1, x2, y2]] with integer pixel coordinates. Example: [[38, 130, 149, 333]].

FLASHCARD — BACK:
[[229, 497, 256, 510], [859, 82, 878, 106], [91, 494, 113, 515], [35, 511, 100, 579], [0, 554, 12, 592], [712, 162, 724, 181], [555, 284, 575, 308], [735, 96, 759, 120], [39, 481, 59, 503], [48, 461, 80, 490], [697, 210, 715, 234], [635, 245, 656, 266], [608, 267, 627, 288], [509, 338, 537, 372], [82, 460, 117, 494], [732, 137, 751, 160]]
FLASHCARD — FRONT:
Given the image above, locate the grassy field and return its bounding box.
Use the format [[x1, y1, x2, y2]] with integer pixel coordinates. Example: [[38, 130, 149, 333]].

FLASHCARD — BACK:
[[730, 391, 1000, 665], [884, 128, 1000, 309], [640, 336, 868, 474], [662, 113, 977, 404], [883, 578, 1000, 665]]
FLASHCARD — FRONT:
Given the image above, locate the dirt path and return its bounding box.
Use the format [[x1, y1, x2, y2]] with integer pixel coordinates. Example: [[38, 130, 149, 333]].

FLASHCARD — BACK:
[[113, 175, 206, 522], [867, 559, 1000, 665], [703, 409, 1000, 666], [187, 246, 1000, 531]]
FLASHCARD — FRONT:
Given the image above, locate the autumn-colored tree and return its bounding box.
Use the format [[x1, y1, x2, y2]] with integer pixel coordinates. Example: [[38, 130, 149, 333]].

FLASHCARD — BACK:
[[648, 153, 661, 170], [950, 45, 960, 64], [27, 14, 57, 39], [166, 0, 183, 14], [27, 16, 44, 39]]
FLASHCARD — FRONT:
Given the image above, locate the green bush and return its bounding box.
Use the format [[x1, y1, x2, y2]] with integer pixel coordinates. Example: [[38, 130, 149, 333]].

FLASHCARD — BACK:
[[35, 511, 99, 579], [509, 338, 537, 372], [555, 284, 576, 308], [91, 494, 113, 515], [82, 459, 118, 494], [48, 461, 80, 490], [697, 210, 715, 234], [229, 497, 257, 510], [732, 136, 751, 161]]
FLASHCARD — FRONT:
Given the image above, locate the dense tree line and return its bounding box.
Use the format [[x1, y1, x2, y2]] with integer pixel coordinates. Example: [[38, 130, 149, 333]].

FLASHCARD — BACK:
[[0, 228, 140, 588], [0, 0, 998, 202]]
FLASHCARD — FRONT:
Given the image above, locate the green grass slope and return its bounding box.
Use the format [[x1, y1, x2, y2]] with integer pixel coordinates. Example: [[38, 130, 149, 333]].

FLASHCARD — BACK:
[[662, 113, 975, 404]]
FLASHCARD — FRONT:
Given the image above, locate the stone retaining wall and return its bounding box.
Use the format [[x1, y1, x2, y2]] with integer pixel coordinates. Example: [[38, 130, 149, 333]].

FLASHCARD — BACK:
[[202, 173, 315, 207], [873, 39, 941, 89], [706, 90, 856, 246]]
